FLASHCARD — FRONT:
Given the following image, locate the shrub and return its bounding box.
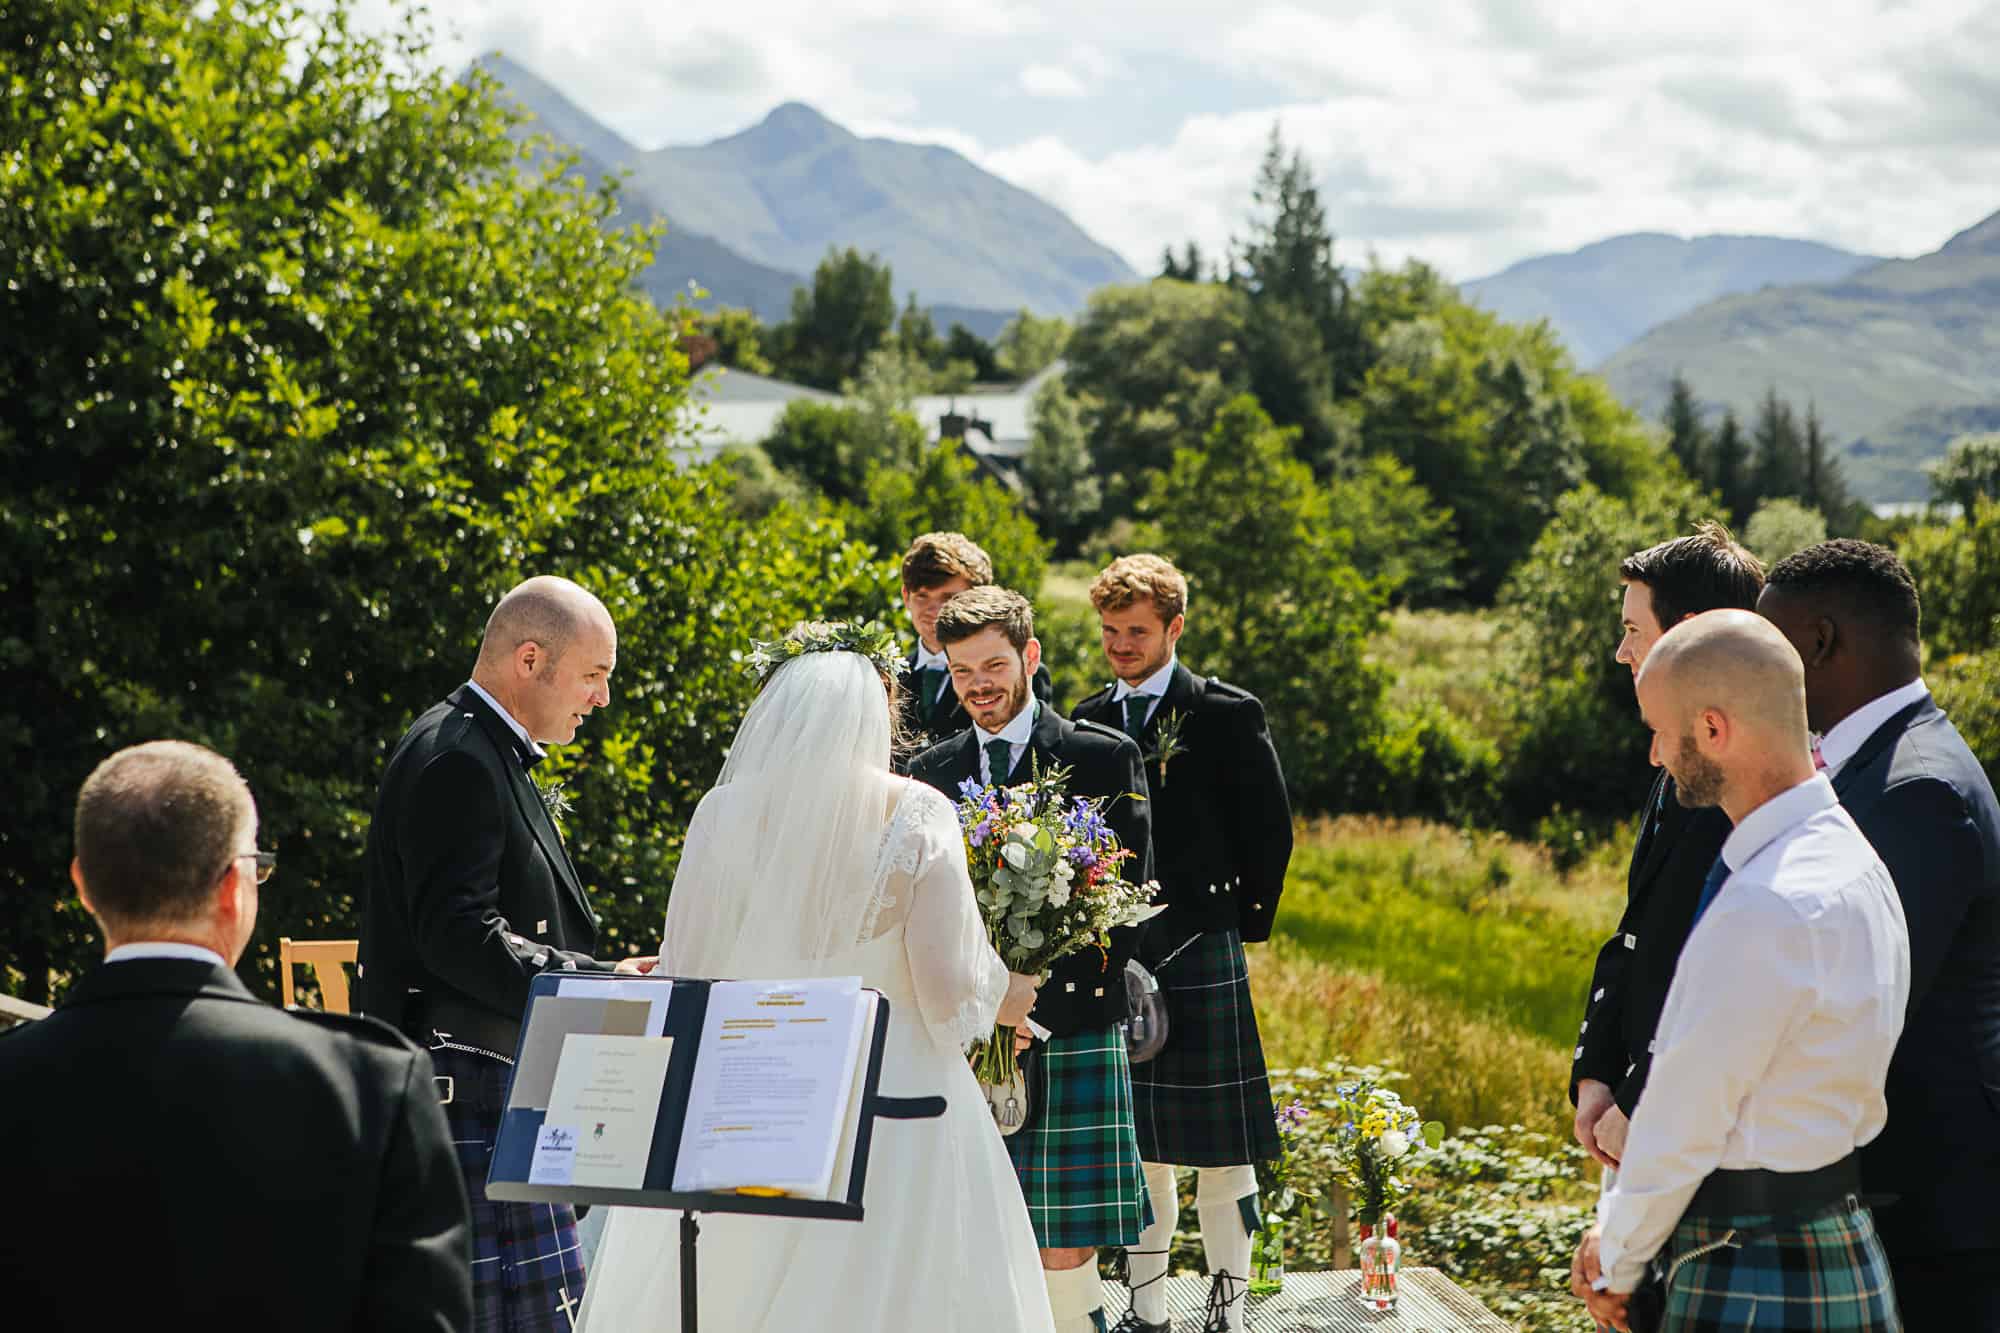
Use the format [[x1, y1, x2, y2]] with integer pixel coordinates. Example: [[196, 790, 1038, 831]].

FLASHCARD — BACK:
[[1932, 653, 2000, 789], [1900, 497, 2000, 660], [1743, 497, 1829, 567]]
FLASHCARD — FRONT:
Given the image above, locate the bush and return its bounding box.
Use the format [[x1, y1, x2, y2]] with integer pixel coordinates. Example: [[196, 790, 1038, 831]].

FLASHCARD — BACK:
[[1900, 497, 2000, 659], [1359, 701, 1502, 826], [837, 436, 1050, 598], [1743, 497, 1829, 567], [1932, 653, 2000, 789]]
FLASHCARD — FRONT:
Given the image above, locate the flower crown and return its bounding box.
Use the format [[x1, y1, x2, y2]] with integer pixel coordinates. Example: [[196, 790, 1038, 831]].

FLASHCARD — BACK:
[[745, 619, 904, 684]]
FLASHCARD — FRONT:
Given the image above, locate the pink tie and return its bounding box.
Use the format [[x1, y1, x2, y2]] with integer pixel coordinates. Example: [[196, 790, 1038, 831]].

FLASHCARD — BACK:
[[1812, 739, 1827, 771]]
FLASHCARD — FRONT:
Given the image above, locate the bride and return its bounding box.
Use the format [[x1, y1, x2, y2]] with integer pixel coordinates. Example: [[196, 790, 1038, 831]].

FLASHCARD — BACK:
[[579, 623, 1055, 1332]]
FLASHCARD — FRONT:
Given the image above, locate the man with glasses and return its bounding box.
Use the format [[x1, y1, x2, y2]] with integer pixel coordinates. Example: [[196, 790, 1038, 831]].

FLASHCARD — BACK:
[[0, 740, 472, 1331]]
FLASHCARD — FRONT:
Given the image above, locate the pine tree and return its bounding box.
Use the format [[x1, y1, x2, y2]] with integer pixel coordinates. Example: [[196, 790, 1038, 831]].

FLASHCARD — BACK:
[[1801, 402, 1853, 523], [1751, 387, 1804, 508], [1661, 375, 1709, 480], [1711, 409, 1753, 524], [1236, 125, 1366, 393]]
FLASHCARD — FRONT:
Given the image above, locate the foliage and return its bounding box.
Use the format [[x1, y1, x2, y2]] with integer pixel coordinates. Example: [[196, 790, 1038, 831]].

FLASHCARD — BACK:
[[1019, 375, 1102, 554], [760, 399, 925, 506], [1743, 497, 1829, 567], [837, 437, 1050, 598], [713, 444, 807, 519], [1899, 497, 2000, 659], [1494, 477, 1712, 824], [1147, 397, 1388, 814], [1336, 455, 1461, 605], [1929, 432, 2000, 514], [1931, 653, 2000, 790], [1710, 408, 1753, 524], [995, 308, 1070, 380], [690, 306, 773, 375], [0, 0, 907, 1001], [770, 246, 897, 390]]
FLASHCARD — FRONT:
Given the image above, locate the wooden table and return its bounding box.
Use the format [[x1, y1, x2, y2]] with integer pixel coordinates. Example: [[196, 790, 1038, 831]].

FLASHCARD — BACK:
[[1103, 1267, 1513, 1332]]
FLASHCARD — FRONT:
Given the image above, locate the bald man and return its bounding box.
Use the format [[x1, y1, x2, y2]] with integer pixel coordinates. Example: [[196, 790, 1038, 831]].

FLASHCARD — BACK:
[[360, 576, 646, 1331], [1571, 611, 1909, 1333]]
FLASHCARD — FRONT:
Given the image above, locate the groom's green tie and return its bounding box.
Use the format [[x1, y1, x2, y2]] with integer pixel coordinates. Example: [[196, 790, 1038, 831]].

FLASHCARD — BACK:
[[1122, 694, 1152, 739], [984, 737, 1013, 785]]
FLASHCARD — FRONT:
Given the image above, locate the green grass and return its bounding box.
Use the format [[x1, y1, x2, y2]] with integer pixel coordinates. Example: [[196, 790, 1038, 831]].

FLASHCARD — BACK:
[[1369, 608, 1508, 743]]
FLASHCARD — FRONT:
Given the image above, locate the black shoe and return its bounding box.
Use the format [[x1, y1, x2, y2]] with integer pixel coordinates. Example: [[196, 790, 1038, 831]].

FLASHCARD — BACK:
[[1107, 1312, 1169, 1333], [1201, 1269, 1245, 1332]]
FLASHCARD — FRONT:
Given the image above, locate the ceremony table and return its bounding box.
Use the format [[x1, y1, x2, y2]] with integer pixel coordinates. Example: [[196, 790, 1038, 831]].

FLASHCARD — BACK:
[[1103, 1267, 1513, 1332]]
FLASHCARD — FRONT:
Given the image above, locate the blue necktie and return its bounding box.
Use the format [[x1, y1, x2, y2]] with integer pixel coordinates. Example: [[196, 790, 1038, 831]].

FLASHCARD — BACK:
[[1691, 855, 1731, 928]]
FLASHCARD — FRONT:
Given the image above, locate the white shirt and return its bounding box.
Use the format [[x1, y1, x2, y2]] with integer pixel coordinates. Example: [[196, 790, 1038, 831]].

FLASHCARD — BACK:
[[912, 642, 950, 674], [1817, 679, 1929, 779], [1111, 654, 1178, 731], [1595, 774, 1910, 1291], [976, 701, 1040, 785], [463, 678, 546, 761], [105, 941, 227, 968]]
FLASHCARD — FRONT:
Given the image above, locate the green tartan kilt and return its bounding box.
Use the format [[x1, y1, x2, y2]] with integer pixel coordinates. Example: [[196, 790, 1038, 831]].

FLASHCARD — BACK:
[[1008, 1026, 1152, 1249], [1660, 1201, 1901, 1331], [1131, 928, 1281, 1167]]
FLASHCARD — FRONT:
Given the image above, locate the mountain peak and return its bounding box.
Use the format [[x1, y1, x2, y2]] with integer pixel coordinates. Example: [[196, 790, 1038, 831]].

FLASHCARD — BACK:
[[1938, 209, 2000, 257], [751, 101, 852, 148]]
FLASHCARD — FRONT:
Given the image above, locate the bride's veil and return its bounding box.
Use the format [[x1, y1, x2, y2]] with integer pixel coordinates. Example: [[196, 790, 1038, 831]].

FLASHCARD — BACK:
[[659, 646, 903, 975]]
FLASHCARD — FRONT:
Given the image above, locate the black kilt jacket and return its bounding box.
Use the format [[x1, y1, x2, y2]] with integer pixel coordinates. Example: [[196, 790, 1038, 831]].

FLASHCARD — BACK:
[[895, 646, 1054, 771], [0, 959, 471, 1332], [1072, 664, 1293, 947], [1569, 768, 1732, 1116], [909, 703, 1154, 1037], [357, 685, 613, 1051]]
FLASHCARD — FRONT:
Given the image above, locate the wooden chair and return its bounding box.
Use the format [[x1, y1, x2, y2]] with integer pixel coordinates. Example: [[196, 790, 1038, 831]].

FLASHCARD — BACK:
[[279, 938, 358, 1015]]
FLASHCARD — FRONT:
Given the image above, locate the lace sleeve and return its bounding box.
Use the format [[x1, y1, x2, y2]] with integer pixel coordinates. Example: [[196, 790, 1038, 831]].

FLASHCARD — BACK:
[[902, 787, 1008, 1051]]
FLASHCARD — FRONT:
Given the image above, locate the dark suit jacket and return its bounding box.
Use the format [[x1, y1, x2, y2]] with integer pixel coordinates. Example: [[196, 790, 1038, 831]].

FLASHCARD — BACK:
[[1833, 695, 2000, 1257], [1072, 663, 1293, 946], [358, 685, 612, 1049], [0, 959, 470, 1331], [895, 648, 1054, 771], [1570, 769, 1733, 1116], [909, 703, 1153, 1036]]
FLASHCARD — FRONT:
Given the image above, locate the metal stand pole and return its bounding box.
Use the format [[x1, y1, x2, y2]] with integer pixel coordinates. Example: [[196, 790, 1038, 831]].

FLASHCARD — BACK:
[[680, 1210, 700, 1332]]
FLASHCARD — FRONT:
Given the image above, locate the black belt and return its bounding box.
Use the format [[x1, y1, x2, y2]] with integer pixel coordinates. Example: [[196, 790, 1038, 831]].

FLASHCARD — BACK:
[[1685, 1153, 1861, 1222], [405, 990, 521, 1060]]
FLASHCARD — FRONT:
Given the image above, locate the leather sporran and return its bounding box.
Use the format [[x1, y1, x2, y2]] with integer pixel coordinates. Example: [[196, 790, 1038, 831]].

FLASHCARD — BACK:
[[1624, 1257, 1667, 1333], [1121, 958, 1169, 1064]]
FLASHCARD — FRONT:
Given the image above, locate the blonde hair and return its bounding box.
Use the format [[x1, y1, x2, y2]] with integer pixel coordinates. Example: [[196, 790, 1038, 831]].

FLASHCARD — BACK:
[[900, 532, 994, 590], [1088, 554, 1188, 624]]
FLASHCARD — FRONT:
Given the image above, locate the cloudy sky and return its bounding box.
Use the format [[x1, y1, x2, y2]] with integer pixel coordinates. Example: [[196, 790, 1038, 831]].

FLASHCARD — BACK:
[[357, 0, 2000, 280]]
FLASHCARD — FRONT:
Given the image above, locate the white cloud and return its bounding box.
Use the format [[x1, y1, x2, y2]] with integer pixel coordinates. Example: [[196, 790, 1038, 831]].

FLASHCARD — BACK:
[[1018, 64, 1088, 99]]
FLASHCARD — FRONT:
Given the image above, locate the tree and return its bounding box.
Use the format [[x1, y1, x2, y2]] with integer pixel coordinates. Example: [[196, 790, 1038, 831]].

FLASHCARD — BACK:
[[1335, 456, 1460, 605], [1662, 375, 1709, 480], [1160, 240, 1208, 282], [895, 295, 943, 369], [1751, 387, 1804, 509], [1020, 376, 1101, 553], [0, 0, 902, 1001], [694, 306, 774, 375], [840, 439, 1050, 598], [762, 400, 926, 505], [995, 309, 1070, 380], [1800, 402, 1853, 525], [1709, 409, 1753, 524], [1146, 396, 1388, 813], [1929, 432, 2000, 514], [943, 323, 1001, 383], [1743, 498, 1829, 567], [1899, 498, 2000, 659], [772, 247, 897, 389], [1234, 125, 1366, 394]]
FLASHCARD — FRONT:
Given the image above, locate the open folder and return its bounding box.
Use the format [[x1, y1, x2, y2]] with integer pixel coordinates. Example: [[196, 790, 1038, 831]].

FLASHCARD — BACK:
[[487, 971, 937, 1222]]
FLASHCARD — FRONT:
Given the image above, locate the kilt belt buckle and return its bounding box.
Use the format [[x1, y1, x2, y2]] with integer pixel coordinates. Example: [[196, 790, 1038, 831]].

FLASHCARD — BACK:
[[435, 1075, 454, 1105]]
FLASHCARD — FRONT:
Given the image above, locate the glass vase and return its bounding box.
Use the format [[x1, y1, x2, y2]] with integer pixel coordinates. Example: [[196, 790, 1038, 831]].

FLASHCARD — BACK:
[[1355, 1215, 1401, 1311], [1249, 1219, 1285, 1296]]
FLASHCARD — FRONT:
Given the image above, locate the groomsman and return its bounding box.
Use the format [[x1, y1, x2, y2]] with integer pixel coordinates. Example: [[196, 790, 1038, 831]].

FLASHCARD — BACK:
[[896, 531, 1051, 762], [1072, 555, 1292, 1333], [358, 576, 646, 1332], [1571, 523, 1765, 1171], [1759, 540, 2000, 1327], [909, 585, 1153, 1333], [1575, 610, 1907, 1333]]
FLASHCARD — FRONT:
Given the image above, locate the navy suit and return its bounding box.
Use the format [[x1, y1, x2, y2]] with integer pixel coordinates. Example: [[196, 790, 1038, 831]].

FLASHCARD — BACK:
[[1834, 695, 2000, 1324]]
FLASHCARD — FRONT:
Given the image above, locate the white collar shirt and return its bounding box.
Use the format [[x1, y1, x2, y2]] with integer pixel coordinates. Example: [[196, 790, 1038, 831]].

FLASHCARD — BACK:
[[912, 642, 951, 674], [1110, 654, 1178, 731], [1817, 678, 1929, 779], [464, 679, 546, 762], [105, 941, 227, 969], [1594, 774, 1910, 1291], [976, 700, 1040, 785]]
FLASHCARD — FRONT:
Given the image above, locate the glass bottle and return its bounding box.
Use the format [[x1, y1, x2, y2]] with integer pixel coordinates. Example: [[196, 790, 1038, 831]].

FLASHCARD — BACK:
[[1356, 1214, 1401, 1311]]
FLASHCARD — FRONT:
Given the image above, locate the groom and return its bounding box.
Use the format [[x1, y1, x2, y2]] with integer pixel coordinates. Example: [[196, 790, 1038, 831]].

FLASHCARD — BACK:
[[910, 585, 1154, 1333], [1074, 554, 1292, 1333]]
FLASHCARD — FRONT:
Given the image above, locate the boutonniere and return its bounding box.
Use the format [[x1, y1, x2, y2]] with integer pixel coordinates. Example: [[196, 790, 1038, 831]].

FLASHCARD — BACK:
[[1145, 709, 1189, 788], [534, 776, 574, 831]]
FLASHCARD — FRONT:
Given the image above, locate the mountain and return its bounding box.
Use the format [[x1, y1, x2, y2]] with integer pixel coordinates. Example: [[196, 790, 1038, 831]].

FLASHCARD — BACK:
[[1462, 233, 1883, 368], [625, 102, 1135, 315], [1598, 210, 2000, 503], [474, 57, 1130, 324]]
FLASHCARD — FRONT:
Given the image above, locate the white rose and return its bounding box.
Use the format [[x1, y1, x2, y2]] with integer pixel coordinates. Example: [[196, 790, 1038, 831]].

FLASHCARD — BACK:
[[1379, 1130, 1410, 1159]]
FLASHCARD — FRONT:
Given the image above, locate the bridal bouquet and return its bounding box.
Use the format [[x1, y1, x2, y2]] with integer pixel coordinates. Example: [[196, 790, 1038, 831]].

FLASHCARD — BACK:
[[954, 764, 1158, 1085], [1324, 1075, 1445, 1225]]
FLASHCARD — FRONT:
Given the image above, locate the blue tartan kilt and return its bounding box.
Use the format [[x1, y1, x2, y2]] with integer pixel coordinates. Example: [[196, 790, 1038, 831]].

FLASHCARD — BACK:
[[1009, 1026, 1152, 1249], [1661, 1201, 1901, 1331], [434, 1046, 588, 1332], [1131, 928, 1280, 1167]]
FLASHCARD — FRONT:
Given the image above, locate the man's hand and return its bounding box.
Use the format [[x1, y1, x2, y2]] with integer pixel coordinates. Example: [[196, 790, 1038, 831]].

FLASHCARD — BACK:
[[1571, 1227, 1631, 1330], [1574, 1079, 1620, 1168], [1593, 1106, 1630, 1167], [997, 972, 1041, 1028], [1014, 1027, 1034, 1054], [613, 954, 659, 975], [1585, 1287, 1631, 1331]]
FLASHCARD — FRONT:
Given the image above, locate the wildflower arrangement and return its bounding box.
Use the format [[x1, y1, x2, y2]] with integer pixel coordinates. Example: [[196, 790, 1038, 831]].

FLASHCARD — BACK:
[[743, 619, 902, 684], [1256, 1099, 1317, 1225], [1325, 1073, 1446, 1225], [954, 761, 1159, 1084]]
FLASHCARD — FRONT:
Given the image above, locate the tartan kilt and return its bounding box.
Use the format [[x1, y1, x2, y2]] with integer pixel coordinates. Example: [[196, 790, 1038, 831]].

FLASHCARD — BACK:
[[1009, 1025, 1152, 1249], [1661, 1201, 1901, 1331], [434, 1046, 588, 1332], [1131, 928, 1281, 1167]]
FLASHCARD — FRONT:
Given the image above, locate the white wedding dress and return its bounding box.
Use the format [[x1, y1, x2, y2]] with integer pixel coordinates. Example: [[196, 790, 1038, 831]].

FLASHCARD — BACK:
[[578, 776, 1055, 1333]]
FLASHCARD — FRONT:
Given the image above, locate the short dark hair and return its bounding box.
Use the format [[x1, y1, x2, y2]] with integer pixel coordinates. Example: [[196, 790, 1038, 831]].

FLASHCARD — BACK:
[[934, 585, 1035, 653], [1619, 520, 1766, 628], [1764, 539, 1922, 645], [74, 741, 255, 928], [900, 532, 993, 591]]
